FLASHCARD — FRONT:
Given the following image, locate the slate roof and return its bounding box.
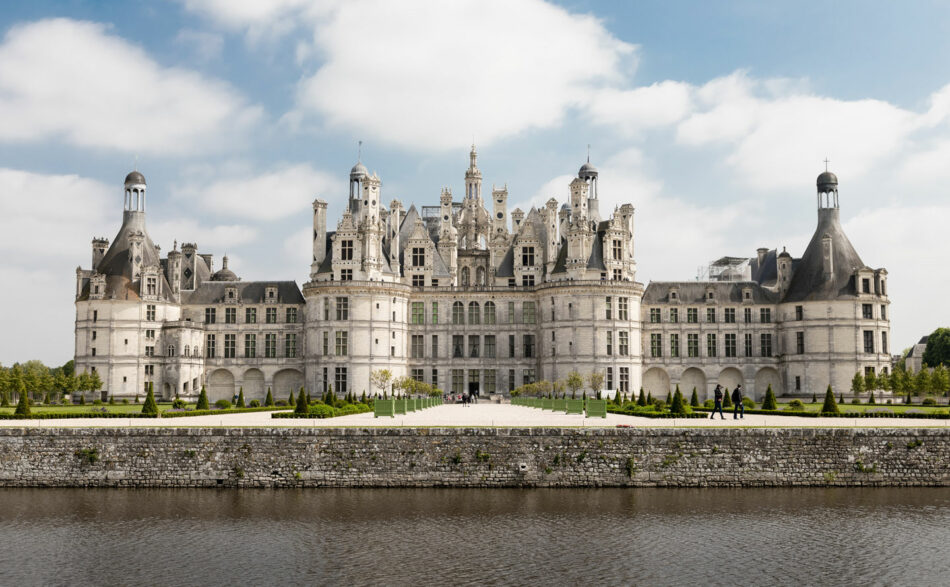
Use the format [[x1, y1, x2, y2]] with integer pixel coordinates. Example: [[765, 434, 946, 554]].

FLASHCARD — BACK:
[[642, 281, 779, 304], [782, 208, 867, 303], [184, 281, 305, 305]]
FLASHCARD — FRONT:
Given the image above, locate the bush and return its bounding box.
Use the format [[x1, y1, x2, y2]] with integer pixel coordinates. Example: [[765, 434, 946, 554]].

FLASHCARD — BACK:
[[822, 385, 840, 415], [264, 388, 274, 407], [670, 388, 687, 415], [275, 400, 289, 407], [722, 389, 733, 408], [295, 390, 310, 415], [703, 399, 714, 408], [690, 388, 699, 407], [761, 385, 777, 410], [309, 404, 335, 418], [787, 399, 805, 410], [637, 388, 647, 407], [742, 397, 755, 409], [868, 391, 876, 404], [122, 399, 129, 405], [171, 398, 187, 409], [336, 404, 362, 416], [141, 385, 158, 416], [922, 397, 937, 406], [851, 398, 861, 405], [14, 391, 30, 417], [196, 387, 210, 410], [249, 399, 261, 407], [93, 399, 103, 406], [236, 388, 246, 408], [214, 399, 232, 410]]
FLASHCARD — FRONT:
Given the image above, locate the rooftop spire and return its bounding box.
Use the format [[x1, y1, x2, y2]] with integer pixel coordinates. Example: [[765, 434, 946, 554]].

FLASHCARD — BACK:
[[357, 140, 362, 163]]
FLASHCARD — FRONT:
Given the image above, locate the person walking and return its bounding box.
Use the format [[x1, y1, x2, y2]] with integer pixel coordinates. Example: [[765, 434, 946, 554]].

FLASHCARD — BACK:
[[732, 384, 744, 419], [710, 384, 725, 420]]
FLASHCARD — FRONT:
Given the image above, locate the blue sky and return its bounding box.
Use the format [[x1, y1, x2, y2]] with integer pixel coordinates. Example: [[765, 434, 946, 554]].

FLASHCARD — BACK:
[[2, 0, 949, 365]]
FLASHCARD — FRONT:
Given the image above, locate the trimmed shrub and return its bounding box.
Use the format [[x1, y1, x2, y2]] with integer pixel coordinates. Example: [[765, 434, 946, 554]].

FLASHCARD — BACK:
[[665, 391, 672, 406], [249, 399, 261, 407], [196, 387, 210, 410], [787, 399, 805, 410], [812, 393, 817, 404], [742, 397, 755, 409], [0, 390, 9, 407], [309, 404, 335, 418], [79, 393, 86, 405], [92, 399, 103, 406], [288, 390, 295, 406], [214, 399, 232, 410], [14, 391, 30, 417], [670, 388, 687, 415], [762, 385, 777, 410], [646, 392, 653, 405], [722, 389, 733, 409], [171, 398, 187, 409], [922, 397, 937, 406], [265, 388, 274, 407], [868, 391, 876, 404], [236, 388, 246, 408], [703, 399, 714, 408], [637, 388, 647, 407], [274, 400, 289, 406], [141, 385, 159, 416], [690, 388, 699, 408], [43, 391, 51, 404], [295, 390, 309, 415], [822, 385, 840, 415]]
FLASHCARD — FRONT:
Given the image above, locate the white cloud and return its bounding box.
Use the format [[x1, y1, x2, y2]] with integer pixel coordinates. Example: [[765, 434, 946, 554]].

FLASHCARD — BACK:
[[178, 0, 336, 42], [0, 18, 262, 154], [148, 218, 258, 253], [282, 227, 312, 273], [585, 81, 693, 136], [289, 0, 636, 150], [171, 163, 343, 221], [174, 28, 224, 61]]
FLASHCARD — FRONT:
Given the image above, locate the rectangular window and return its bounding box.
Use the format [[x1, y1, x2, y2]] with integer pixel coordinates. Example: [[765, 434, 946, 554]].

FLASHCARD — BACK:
[[707, 333, 717, 357], [523, 335, 535, 358], [225, 308, 236, 324], [650, 308, 661, 323], [650, 333, 662, 358], [522, 274, 535, 287], [618, 297, 629, 320], [619, 367, 629, 393], [509, 334, 516, 358], [669, 308, 678, 323], [411, 302, 424, 324], [605, 297, 612, 320], [93, 310, 98, 322], [744, 333, 753, 357], [244, 334, 256, 358], [286, 307, 298, 323], [523, 301, 536, 324], [469, 369, 480, 392], [606, 331, 613, 356], [205, 307, 216, 324], [523, 369, 536, 385], [744, 308, 752, 323], [206, 334, 216, 358], [484, 370, 496, 394], [265, 333, 277, 358], [687, 334, 699, 358], [336, 331, 348, 356], [880, 305, 886, 320], [761, 333, 773, 357], [453, 335, 464, 358], [469, 335, 480, 358], [431, 369, 438, 389], [452, 369, 464, 393], [792, 331, 803, 354], [432, 335, 439, 358], [412, 275, 425, 287], [606, 367, 613, 390], [796, 376, 801, 391], [882, 331, 888, 354], [862, 304, 873, 319], [453, 302, 465, 324], [508, 369, 516, 392], [340, 269, 353, 281], [224, 334, 235, 358], [864, 330, 874, 353], [411, 368, 424, 382], [485, 302, 496, 324], [795, 305, 803, 321], [485, 335, 496, 358], [341, 240, 354, 260], [322, 331, 329, 355], [724, 308, 736, 323], [245, 308, 257, 323], [612, 239, 622, 260], [412, 247, 425, 267], [706, 308, 716, 323], [336, 297, 349, 320], [862, 278, 871, 293], [266, 308, 277, 323], [411, 335, 424, 358], [285, 333, 297, 358], [760, 308, 771, 323], [146, 305, 156, 321], [687, 308, 698, 323], [431, 301, 439, 324], [508, 301, 516, 323], [725, 333, 737, 357], [145, 346, 154, 357], [522, 246, 535, 266], [335, 367, 348, 393], [670, 333, 680, 358], [619, 331, 629, 356], [91, 348, 96, 357]]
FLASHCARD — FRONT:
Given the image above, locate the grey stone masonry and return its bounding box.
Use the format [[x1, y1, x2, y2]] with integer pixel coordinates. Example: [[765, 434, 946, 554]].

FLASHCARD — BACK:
[[0, 427, 947, 488]]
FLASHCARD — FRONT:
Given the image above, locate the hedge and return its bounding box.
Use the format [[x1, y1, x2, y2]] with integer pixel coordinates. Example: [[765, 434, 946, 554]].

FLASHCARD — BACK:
[[0, 406, 290, 420], [272, 403, 373, 419], [691, 407, 950, 419], [607, 405, 708, 419]]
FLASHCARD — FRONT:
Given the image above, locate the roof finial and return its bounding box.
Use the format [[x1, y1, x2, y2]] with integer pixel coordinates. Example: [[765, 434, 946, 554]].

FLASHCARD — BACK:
[[587, 144, 591, 163], [134, 154, 139, 171], [357, 140, 362, 163], [823, 157, 830, 171]]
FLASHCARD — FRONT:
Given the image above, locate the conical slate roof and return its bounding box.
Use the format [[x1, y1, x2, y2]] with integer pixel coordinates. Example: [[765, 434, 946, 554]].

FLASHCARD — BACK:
[[782, 208, 866, 303]]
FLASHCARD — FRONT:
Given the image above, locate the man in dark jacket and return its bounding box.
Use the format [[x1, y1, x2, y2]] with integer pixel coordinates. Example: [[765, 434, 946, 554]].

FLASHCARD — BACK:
[[732, 385, 744, 419], [710, 385, 725, 419]]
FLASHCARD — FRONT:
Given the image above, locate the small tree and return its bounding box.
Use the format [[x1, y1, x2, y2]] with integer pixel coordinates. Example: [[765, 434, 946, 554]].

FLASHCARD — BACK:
[[812, 393, 817, 404], [646, 391, 653, 405], [613, 390, 621, 405], [141, 383, 159, 416], [288, 389, 295, 406], [670, 387, 687, 415], [236, 387, 246, 408], [722, 388, 733, 409], [665, 390, 673, 406], [690, 388, 699, 407], [13, 386, 30, 417], [588, 371, 604, 400], [566, 371, 584, 399], [762, 384, 777, 410], [371, 369, 394, 398], [637, 388, 646, 407], [864, 370, 878, 393], [914, 368, 931, 396], [264, 388, 274, 407], [851, 372, 865, 395], [79, 392, 86, 405], [868, 390, 876, 404], [0, 389, 9, 408], [197, 386, 210, 410], [821, 385, 840, 415], [295, 389, 309, 415], [42, 391, 50, 404]]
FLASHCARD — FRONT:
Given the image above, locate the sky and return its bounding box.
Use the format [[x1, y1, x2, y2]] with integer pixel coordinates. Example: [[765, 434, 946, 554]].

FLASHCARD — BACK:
[[2, 0, 950, 365]]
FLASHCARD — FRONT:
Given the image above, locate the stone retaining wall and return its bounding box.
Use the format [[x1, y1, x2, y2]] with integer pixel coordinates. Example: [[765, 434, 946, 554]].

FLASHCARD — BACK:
[[0, 427, 947, 487]]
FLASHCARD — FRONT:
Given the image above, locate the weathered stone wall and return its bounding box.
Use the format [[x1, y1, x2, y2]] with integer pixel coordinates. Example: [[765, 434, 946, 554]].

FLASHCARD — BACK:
[[0, 427, 947, 488]]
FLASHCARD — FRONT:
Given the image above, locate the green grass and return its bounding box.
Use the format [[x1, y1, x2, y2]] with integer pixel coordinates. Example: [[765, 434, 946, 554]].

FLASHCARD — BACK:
[[771, 401, 946, 414], [0, 402, 192, 415]]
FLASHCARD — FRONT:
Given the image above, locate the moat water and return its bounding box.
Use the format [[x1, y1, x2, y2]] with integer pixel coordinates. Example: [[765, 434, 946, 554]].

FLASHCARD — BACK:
[[0, 488, 947, 586]]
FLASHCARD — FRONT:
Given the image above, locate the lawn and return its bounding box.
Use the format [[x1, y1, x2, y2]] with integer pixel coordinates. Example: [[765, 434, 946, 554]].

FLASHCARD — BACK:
[[0, 402, 191, 415]]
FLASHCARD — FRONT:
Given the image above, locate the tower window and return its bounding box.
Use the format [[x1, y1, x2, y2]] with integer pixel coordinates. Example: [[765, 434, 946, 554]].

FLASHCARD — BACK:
[[341, 240, 354, 260], [412, 247, 425, 267], [522, 247, 535, 266], [612, 239, 622, 260]]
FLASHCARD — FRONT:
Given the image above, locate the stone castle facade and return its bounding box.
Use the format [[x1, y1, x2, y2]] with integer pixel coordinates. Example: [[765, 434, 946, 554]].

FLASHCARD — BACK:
[[74, 150, 891, 401]]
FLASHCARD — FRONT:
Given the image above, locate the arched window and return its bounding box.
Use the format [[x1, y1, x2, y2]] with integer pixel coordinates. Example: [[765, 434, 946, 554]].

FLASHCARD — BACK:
[[184, 345, 190, 357], [461, 267, 470, 286], [484, 301, 496, 324], [468, 301, 480, 324], [452, 301, 465, 324], [476, 266, 486, 285], [167, 345, 176, 357]]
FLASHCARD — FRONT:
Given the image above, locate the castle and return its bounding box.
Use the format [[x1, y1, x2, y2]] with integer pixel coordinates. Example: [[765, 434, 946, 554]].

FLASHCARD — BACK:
[[74, 148, 892, 402]]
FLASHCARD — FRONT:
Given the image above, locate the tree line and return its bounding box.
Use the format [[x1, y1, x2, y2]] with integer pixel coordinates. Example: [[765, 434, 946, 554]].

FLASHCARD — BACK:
[[0, 360, 102, 404]]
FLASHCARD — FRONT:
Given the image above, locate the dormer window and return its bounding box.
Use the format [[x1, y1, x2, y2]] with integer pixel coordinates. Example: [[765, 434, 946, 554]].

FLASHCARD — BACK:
[[412, 247, 425, 267], [522, 246, 535, 266], [145, 276, 157, 296], [862, 278, 871, 294], [341, 240, 354, 261], [225, 287, 238, 303], [265, 286, 278, 302]]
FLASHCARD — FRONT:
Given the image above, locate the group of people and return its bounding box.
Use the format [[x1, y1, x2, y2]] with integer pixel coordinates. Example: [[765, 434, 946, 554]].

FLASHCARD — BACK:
[[709, 384, 745, 420], [445, 391, 479, 406]]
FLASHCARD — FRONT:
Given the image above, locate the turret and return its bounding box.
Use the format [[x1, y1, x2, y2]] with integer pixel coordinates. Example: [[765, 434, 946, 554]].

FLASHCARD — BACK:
[[92, 238, 109, 270], [569, 177, 589, 223], [511, 208, 524, 231], [167, 243, 182, 299], [390, 199, 403, 276], [544, 198, 559, 271], [464, 144, 482, 201], [579, 158, 600, 223], [311, 199, 327, 278], [777, 247, 792, 295], [181, 242, 197, 290], [492, 186, 508, 237]]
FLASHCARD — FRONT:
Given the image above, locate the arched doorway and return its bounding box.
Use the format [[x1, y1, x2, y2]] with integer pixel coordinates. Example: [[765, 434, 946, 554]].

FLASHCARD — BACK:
[[642, 367, 670, 397], [207, 369, 234, 402], [273, 369, 305, 400], [680, 367, 707, 400], [754, 367, 782, 400], [719, 368, 744, 394], [243, 368, 265, 400]]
